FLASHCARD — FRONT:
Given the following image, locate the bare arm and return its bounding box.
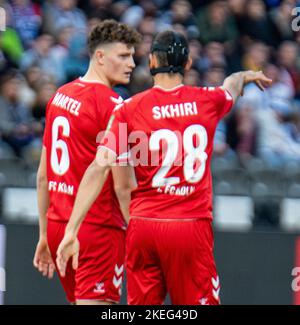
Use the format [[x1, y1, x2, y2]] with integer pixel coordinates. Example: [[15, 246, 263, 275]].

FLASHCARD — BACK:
[[112, 165, 137, 224], [33, 146, 55, 279], [65, 155, 112, 236], [36, 146, 49, 239], [56, 147, 117, 276], [222, 70, 272, 104]]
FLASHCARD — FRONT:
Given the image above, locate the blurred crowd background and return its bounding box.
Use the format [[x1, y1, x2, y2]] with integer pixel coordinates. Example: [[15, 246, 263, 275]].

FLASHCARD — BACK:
[[1, 0, 300, 229]]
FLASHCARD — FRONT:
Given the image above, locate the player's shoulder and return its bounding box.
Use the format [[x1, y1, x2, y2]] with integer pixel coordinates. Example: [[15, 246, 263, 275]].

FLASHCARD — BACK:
[[58, 79, 116, 98], [113, 88, 153, 113], [186, 85, 219, 93], [128, 88, 154, 106], [192, 85, 229, 99], [55, 79, 83, 93]]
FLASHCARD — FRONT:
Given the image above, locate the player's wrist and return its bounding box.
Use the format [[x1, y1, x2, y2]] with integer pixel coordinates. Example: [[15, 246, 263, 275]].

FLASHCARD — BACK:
[[64, 223, 79, 239], [39, 232, 47, 242], [241, 71, 250, 85]]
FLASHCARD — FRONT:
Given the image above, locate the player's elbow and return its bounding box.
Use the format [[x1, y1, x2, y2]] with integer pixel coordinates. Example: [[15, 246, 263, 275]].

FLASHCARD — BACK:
[[90, 159, 110, 178], [114, 183, 133, 198], [114, 185, 132, 204], [95, 147, 116, 170]]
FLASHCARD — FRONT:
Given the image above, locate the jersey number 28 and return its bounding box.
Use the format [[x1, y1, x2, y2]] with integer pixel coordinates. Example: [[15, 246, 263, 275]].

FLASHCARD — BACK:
[[149, 124, 208, 187]]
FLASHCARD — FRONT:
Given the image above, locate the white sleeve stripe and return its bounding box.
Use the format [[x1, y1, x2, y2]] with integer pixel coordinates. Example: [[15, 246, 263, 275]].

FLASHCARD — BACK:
[[220, 87, 233, 101]]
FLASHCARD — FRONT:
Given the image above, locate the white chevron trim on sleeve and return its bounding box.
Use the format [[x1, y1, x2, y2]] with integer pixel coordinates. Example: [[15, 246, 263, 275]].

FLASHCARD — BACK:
[[114, 264, 124, 277], [212, 276, 220, 289]]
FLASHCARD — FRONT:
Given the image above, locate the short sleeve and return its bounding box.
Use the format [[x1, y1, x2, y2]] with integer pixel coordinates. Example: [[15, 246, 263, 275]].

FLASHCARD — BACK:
[[42, 96, 54, 148], [98, 103, 130, 161], [95, 91, 122, 131], [207, 87, 233, 119]]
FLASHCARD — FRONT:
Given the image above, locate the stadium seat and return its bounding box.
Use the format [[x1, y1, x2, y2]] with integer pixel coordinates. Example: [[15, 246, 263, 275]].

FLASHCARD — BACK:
[[243, 157, 266, 175], [0, 141, 15, 159], [250, 170, 285, 198], [284, 172, 300, 198], [211, 155, 239, 174], [27, 172, 37, 188], [0, 158, 28, 187], [213, 167, 251, 196]]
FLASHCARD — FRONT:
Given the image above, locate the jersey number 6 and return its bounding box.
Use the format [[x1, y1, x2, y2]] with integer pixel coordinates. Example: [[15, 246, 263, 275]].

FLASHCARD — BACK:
[[50, 116, 70, 175]]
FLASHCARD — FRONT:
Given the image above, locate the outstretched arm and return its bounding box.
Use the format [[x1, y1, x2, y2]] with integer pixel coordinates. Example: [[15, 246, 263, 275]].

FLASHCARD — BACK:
[[222, 70, 272, 103], [56, 147, 116, 277]]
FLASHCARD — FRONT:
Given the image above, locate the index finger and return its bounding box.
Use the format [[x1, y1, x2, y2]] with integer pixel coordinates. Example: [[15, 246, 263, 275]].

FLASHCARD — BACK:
[[258, 73, 272, 84]]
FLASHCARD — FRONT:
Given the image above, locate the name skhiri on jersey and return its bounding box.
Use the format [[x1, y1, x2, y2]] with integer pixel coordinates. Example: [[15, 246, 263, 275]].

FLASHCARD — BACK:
[[152, 102, 198, 120]]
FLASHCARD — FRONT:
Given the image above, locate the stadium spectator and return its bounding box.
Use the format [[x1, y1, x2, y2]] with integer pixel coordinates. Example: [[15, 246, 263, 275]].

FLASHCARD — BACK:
[[239, 0, 280, 46], [196, 1, 238, 45], [20, 34, 64, 85], [10, 0, 42, 49], [0, 0, 299, 172], [0, 69, 34, 157], [43, 0, 87, 36], [277, 41, 300, 98]]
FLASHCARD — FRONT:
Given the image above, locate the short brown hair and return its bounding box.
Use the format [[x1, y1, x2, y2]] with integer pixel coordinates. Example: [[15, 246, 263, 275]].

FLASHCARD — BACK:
[[88, 19, 142, 56]]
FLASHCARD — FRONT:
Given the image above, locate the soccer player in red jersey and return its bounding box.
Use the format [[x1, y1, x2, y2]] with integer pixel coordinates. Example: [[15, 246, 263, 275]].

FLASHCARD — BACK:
[[33, 20, 141, 305], [56, 31, 272, 305]]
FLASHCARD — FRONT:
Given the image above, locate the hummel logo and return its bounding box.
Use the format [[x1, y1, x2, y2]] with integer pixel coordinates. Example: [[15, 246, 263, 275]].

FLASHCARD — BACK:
[[115, 264, 124, 277], [212, 276, 219, 289], [212, 276, 220, 301], [94, 282, 105, 294], [213, 287, 220, 301], [113, 276, 122, 289], [199, 297, 209, 305], [110, 96, 123, 105], [113, 264, 123, 290]]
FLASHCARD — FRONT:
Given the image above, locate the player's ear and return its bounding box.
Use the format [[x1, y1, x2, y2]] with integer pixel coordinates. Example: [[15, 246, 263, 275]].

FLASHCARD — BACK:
[[184, 57, 193, 72], [149, 53, 157, 69], [94, 49, 105, 65]]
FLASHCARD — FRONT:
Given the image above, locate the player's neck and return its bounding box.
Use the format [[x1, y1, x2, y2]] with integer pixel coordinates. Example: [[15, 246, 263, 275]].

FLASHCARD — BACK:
[[82, 66, 114, 88], [153, 74, 184, 90]]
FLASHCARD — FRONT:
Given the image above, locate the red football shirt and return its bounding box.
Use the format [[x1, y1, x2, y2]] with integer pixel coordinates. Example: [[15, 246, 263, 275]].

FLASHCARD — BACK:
[[99, 84, 233, 220], [43, 78, 125, 228]]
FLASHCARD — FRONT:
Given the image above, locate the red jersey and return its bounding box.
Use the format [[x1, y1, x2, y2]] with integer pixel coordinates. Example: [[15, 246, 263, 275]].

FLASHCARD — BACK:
[[43, 78, 125, 228], [100, 84, 233, 220]]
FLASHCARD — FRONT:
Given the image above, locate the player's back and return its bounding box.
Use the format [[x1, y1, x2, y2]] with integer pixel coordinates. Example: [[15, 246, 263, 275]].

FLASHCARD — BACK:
[[120, 84, 233, 219], [43, 78, 124, 228]]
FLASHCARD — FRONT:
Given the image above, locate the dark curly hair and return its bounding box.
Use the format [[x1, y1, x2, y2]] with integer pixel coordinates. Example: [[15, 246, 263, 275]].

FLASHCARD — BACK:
[[87, 19, 142, 56]]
